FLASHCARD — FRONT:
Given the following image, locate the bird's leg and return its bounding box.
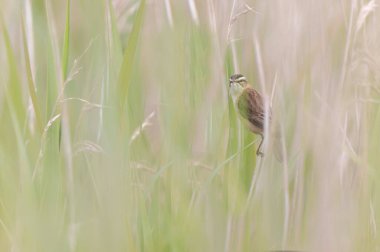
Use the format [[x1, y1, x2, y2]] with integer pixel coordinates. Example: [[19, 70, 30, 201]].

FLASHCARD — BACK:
[[256, 134, 264, 157]]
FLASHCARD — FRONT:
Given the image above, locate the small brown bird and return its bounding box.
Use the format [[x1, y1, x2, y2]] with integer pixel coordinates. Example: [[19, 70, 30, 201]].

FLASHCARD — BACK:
[[229, 74, 270, 156]]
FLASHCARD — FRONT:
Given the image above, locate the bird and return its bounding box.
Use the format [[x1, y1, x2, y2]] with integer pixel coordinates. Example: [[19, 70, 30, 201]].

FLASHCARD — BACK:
[[229, 73, 270, 157]]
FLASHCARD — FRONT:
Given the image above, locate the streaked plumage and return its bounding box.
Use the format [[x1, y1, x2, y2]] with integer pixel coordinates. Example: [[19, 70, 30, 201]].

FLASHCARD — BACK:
[[237, 87, 265, 135], [229, 74, 269, 156]]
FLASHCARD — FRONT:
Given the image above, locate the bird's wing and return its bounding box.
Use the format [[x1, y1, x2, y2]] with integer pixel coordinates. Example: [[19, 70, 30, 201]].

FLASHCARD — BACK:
[[237, 87, 265, 131]]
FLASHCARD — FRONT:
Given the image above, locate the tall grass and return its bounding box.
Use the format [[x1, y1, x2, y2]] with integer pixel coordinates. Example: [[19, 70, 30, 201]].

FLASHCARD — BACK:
[[0, 0, 379, 251]]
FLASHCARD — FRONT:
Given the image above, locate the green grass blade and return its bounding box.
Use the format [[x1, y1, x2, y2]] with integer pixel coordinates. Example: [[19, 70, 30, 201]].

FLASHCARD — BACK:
[[62, 0, 71, 79], [21, 16, 44, 134], [116, 0, 146, 110], [1, 18, 26, 125], [224, 47, 238, 157], [0, 16, 32, 181], [107, 1, 123, 67]]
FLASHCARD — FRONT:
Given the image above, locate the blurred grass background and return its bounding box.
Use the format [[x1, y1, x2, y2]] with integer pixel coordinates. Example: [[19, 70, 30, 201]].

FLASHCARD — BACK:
[[0, 0, 380, 251]]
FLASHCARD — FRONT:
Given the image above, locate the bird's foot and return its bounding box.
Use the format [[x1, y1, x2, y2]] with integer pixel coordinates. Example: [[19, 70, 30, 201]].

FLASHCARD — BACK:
[[256, 150, 264, 157]]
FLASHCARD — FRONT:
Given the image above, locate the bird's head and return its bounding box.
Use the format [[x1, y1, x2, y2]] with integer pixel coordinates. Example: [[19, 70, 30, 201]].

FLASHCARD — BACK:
[[229, 74, 248, 99]]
